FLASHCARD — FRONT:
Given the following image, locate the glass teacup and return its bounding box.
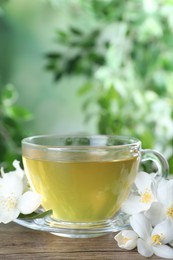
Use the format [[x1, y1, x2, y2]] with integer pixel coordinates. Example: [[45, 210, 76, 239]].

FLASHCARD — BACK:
[[21, 135, 168, 238]]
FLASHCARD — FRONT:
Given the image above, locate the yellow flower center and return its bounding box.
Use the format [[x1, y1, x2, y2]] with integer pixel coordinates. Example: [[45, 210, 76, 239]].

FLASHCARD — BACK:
[[0, 194, 17, 211], [151, 234, 162, 245], [140, 189, 153, 203], [166, 207, 173, 219], [6, 196, 16, 210], [122, 236, 130, 244]]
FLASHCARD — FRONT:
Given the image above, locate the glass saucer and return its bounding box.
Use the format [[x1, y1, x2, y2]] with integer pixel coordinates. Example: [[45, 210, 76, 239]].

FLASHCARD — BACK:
[[14, 211, 130, 238]]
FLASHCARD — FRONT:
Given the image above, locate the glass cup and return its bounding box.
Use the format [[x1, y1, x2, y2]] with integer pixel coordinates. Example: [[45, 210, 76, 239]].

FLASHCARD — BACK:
[[20, 135, 169, 238]]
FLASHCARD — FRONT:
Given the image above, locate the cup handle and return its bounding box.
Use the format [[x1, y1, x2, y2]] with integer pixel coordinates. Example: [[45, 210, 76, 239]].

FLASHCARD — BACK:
[[141, 149, 169, 178]]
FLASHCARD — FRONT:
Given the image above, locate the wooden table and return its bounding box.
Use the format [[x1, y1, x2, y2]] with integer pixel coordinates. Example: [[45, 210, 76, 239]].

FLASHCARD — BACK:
[[0, 222, 161, 259]]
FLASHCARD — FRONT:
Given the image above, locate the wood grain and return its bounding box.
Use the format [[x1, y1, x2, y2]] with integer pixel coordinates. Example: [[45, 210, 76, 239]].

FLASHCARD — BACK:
[[0, 223, 161, 259]]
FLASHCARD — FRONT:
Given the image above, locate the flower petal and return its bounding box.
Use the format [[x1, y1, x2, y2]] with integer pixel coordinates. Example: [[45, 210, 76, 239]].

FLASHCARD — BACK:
[[13, 160, 25, 178], [135, 171, 153, 192], [130, 213, 152, 240], [17, 191, 42, 214], [152, 219, 173, 244], [114, 230, 138, 250], [137, 238, 153, 257], [153, 245, 173, 259], [1, 160, 24, 178], [169, 240, 173, 247], [150, 178, 158, 199], [0, 207, 20, 224], [122, 230, 138, 240], [0, 167, 5, 178], [145, 202, 165, 226], [125, 240, 137, 250], [7, 160, 28, 190], [157, 179, 173, 206], [0, 174, 23, 198], [121, 194, 150, 215]]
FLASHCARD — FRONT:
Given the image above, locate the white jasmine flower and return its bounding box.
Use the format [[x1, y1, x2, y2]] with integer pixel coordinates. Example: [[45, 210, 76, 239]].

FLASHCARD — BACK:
[[130, 213, 173, 258], [145, 179, 173, 225], [0, 161, 41, 224], [114, 230, 138, 250], [121, 172, 157, 215]]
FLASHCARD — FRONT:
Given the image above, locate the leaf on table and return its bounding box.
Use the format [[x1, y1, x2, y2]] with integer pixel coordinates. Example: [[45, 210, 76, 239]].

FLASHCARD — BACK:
[[18, 210, 53, 220]]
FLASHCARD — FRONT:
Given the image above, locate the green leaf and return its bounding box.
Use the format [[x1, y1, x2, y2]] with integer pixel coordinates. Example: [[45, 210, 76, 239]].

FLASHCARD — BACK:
[[56, 30, 69, 43], [6, 106, 32, 120], [46, 53, 61, 59], [70, 26, 83, 36], [1, 84, 18, 106], [18, 210, 53, 220], [78, 83, 92, 96]]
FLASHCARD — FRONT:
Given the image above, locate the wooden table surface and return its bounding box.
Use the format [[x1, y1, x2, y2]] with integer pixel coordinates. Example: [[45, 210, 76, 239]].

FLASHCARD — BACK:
[[0, 222, 163, 259]]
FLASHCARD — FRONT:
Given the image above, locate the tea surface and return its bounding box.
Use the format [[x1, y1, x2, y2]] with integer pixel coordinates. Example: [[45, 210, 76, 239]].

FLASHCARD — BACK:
[[23, 157, 139, 222]]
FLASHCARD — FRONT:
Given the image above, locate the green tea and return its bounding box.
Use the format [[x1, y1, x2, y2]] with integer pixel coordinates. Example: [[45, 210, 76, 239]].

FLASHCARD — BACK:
[[23, 156, 139, 222]]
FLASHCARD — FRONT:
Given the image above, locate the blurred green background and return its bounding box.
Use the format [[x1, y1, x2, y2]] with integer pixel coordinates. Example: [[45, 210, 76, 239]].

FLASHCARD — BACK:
[[0, 0, 173, 172]]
